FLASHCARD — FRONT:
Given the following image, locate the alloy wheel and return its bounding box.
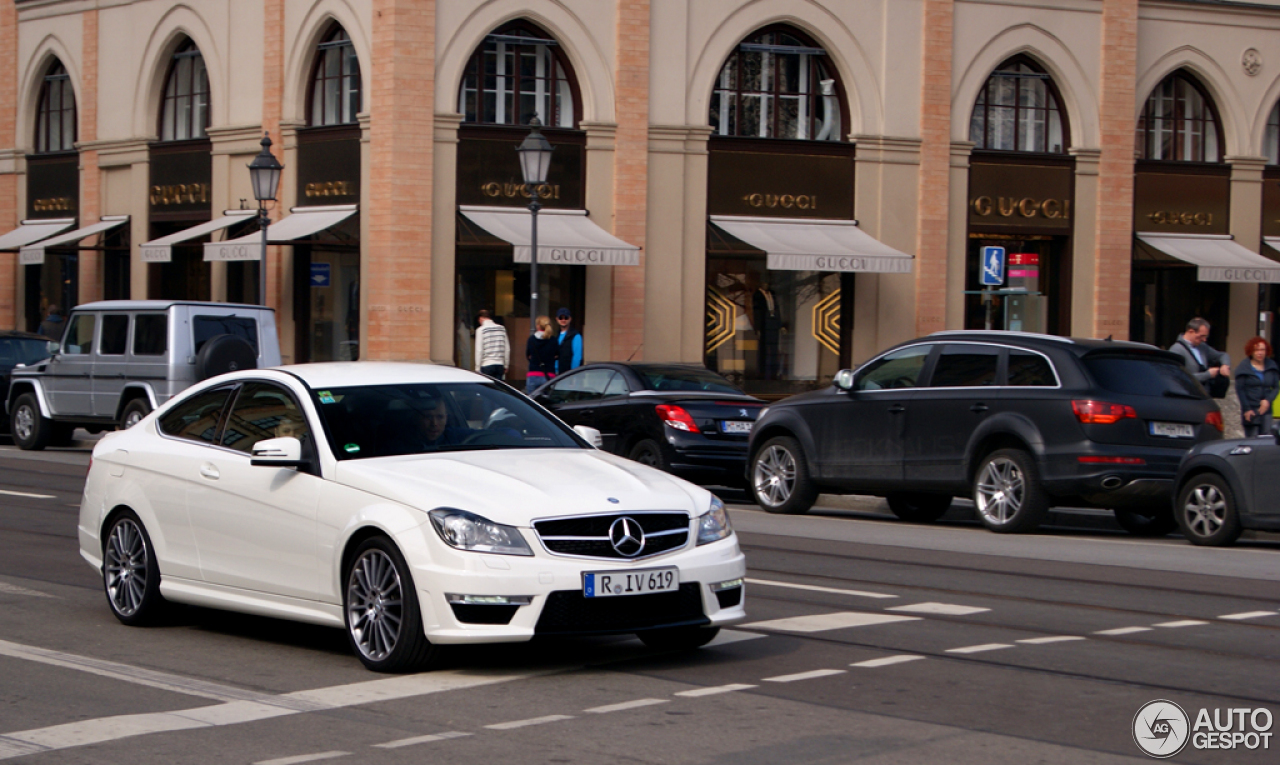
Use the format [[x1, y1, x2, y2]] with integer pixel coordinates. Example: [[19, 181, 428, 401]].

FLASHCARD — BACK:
[[105, 518, 149, 617], [347, 549, 405, 662], [1182, 483, 1226, 538], [124, 411, 144, 428], [13, 405, 34, 442], [753, 445, 797, 507], [975, 457, 1024, 525]]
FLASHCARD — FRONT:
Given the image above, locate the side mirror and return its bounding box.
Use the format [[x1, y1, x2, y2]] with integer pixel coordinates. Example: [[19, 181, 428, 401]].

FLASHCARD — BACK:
[[834, 369, 856, 391], [250, 436, 307, 468], [46, 341, 60, 355], [573, 425, 603, 449]]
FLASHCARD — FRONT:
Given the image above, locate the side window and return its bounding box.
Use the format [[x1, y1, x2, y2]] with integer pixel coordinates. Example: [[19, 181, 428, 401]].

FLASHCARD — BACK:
[[544, 371, 614, 404], [0, 340, 14, 365], [1008, 351, 1057, 386], [99, 315, 129, 356], [929, 345, 1000, 387], [62, 314, 96, 355], [602, 372, 630, 398], [221, 382, 310, 454], [158, 386, 233, 443], [133, 314, 168, 356], [193, 316, 259, 354], [855, 346, 931, 391]]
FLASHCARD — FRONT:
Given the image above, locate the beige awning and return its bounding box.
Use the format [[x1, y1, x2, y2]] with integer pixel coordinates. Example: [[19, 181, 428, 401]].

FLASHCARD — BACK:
[[1135, 233, 1280, 283], [140, 210, 257, 263], [0, 218, 76, 251], [203, 205, 357, 261], [709, 215, 913, 273], [459, 206, 640, 266], [19, 216, 129, 265]]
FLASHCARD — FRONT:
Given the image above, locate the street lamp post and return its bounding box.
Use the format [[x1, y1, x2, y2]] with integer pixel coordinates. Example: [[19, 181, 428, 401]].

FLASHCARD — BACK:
[[516, 118, 554, 333], [248, 132, 283, 306]]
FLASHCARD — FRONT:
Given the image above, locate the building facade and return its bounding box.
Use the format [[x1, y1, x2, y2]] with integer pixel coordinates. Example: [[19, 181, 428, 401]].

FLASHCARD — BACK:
[[3, 0, 1280, 396]]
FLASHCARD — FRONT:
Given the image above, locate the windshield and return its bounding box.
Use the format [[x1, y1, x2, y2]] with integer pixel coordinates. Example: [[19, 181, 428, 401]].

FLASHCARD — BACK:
[[1083, 354, 1206, 399], [310, 382, 586, 460], [636, 366, 742, 394]]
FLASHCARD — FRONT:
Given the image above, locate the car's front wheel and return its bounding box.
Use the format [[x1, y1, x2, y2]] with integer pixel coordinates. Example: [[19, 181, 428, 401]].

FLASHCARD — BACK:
[[886, 493, 952, 523], [1174, 473, 1242, 546], [10, 393, 51, 451], [637, 625, 720, 651], [344, 537, 437, 672], [103, 511, 166, 625], [750, 436, 817, 515], [972, 448, 1049, 533], [1113, 508, 1177, 537]]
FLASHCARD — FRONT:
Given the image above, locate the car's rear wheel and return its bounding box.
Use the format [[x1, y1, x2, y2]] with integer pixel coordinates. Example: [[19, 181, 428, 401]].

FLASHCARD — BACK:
[[750, 436, 817, 515], [10, 393, 51, 451], [886, 493, 952, 523], [121, 398, 151, 430], [637, 625, 720, 651], [1113, 508, 1177, 537], [103, 511, 166, 625], [344, 537, 437, 672], [973, 448, 1049, 533], [1174, 473, 1242, 547], [628, 438, 672, 471]]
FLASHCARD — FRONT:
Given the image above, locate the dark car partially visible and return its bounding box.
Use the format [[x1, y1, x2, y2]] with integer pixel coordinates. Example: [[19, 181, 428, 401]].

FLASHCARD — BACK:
[[531, 363, 765, 487], [0, 331, 52, 433], [1173, 433, 1280, 546]]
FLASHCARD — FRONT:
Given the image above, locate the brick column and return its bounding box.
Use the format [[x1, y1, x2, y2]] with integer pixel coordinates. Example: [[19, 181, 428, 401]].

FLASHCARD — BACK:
[[915, 0, 953, 336], [366, 0, 434, 360], [0, 1, 18, 326], [263, 0, 285, 308], [79, 10, 102, 303], [1093, 0, 1138, 338], [613, 0, 649, 361]]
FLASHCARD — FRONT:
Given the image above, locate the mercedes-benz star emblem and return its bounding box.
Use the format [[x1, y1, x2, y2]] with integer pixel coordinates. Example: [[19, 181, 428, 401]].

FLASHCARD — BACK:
[[608, 517, 645, 557]]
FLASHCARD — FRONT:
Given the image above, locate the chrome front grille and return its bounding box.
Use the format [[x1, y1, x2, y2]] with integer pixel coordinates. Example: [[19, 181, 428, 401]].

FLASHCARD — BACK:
[[532, 511, 691, 560]]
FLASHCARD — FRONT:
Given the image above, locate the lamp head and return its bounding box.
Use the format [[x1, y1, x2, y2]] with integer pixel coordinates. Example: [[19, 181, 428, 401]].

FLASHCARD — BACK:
[[516, 117, 555, 187], [248, 131, 283, 203]]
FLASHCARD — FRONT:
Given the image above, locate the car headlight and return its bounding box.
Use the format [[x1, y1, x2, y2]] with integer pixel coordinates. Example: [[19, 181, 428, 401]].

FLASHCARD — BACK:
[[696, 495, 733, 546], [428, 508, 533, 556]]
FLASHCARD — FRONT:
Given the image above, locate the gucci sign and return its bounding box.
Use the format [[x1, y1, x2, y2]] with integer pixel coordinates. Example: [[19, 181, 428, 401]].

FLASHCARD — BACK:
[[33, 197, 74, 212], [481, 182, 561, 200], [742, 193, 818, 210], [151, 183, 210, 206], [971, 196, 1071, 220]]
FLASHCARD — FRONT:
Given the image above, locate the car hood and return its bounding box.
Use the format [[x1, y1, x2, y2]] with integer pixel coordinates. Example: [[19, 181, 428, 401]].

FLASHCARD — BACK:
[[332, 448, 711, 525]]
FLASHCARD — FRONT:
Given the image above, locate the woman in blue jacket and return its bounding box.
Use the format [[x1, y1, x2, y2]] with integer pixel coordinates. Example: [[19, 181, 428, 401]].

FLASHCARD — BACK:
[[1234, 336, 1280, 437]]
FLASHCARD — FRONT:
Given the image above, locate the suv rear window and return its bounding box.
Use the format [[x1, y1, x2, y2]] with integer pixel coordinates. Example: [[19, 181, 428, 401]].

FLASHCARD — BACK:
[[1083, 355, 1205, 399], [193, 316, 259, 355]]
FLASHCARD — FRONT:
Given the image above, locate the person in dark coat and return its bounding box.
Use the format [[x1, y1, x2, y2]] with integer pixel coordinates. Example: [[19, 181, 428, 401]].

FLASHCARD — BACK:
[[525, 315, 559, 393], [1234, 336, 1279, 437], [37, 305, 65, 339], [1168, 317, 1230, 397], [554, 307, 582, 374]]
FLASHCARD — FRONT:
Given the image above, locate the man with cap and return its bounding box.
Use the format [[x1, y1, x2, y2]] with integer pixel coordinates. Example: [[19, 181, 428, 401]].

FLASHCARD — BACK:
[[555, 307, 583, 374]]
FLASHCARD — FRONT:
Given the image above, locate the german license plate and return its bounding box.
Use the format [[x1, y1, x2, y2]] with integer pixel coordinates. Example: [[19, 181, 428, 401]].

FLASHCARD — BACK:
[[1150, 421, 1194, 438], [583, 567, 678, 598], [722, 420, 753, 434]]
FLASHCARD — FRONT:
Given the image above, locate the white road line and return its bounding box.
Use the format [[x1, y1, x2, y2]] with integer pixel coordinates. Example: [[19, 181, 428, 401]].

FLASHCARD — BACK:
[[254, 752, 350, 765], [851, 655, 925, 668], [674, 684, 757, 697], [484, 715, 575, 730], [745, 578, 897, 600], [1094, 626, 1152, 635], [584, 699, 668, 714], [374, 731, 472, 749], [946, 643, 1014, 654], [0, 582, 53, 598], [887, 602, 990, 616], [1219, 611, 1278, 620], [707, 629, 766, 646], [0, 488, 55, 499], [1016, 636, 1086, 645], [742, 612, 920, 633], [763, 669, 846, 683], [1153, 620, 1210, 628]]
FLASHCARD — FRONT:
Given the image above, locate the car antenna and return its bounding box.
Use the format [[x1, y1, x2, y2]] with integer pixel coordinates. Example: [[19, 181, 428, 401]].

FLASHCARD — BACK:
[[626, 343, 643, 362]]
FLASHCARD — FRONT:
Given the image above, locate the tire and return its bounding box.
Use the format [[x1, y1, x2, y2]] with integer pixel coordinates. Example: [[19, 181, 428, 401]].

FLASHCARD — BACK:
[[972, 448, 1049, 533], [120, 398, 151, 430], [102, 511, 167, 625], [344, 537, 437, 673], [886, 493, 952, 523], [195, 334, 258, 381], [637, 625, 720, 651], [750, 436, 817, 515], [1113, 508, 1178, 537], [10, 393, 51, 451], [628, 438, 672, 471], [1174, 473, 1242, 547]]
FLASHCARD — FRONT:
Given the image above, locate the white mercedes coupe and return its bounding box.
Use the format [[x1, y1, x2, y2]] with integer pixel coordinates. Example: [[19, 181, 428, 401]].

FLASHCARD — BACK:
[[78, 362, 746, 672]]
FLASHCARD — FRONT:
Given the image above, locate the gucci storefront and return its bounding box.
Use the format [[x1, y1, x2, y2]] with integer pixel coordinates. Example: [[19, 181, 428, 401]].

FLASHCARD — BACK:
[[19, 153, 80, 331], [146, 141, 217, 301]]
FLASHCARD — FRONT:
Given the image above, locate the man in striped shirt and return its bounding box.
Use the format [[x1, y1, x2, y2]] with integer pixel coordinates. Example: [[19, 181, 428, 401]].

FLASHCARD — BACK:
[[475, 309, 510, 380]]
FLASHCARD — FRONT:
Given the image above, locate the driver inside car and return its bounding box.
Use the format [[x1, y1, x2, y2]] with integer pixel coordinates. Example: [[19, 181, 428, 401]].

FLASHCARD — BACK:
[[418, 396, 473, 447]]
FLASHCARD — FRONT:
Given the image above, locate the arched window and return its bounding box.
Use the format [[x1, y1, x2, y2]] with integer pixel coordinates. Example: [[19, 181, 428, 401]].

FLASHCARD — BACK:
[[1265, 101, 1279, 166], [309, 26, 361, 126], [35, 61, 76, 153], [1136, 71, 1221, 162], [459, 23, 576, 127], [969, 58, 1067, 153], [160, 40, 209, 141], [710, 28, 843, 141]]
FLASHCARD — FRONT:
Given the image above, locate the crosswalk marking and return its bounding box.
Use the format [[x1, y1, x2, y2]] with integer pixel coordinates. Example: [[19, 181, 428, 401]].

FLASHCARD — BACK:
[[484, 715, 575, 730], [887, 602, 990, 616], [851, 655, 925, 668], [746, 578, 897, 600], [0, 488, 55, 499], [946, 643, 1014, 654], [1016, 636, 1086, 645], [707, 629, 767, 646], [1094, 626, 1152, 635], [1153, 620, 1210, 628], [764, 669, 846, 683], [1218, 611, 1277, 621], [584, 699, 668, 714], [675, 684, 757, 697], [742, 612, 920, 633], [254, 752, 350, 765], [374, 731, 472, 749]]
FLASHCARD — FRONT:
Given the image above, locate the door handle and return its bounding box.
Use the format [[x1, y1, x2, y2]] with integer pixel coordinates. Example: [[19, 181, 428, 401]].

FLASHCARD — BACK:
[[970, 403, 989, 413], [199, 463, 220, 480], [887, 404, 905, 414]]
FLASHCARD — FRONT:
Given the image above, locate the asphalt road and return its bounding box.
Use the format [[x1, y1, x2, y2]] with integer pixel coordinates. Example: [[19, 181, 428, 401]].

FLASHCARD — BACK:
[[0, 437, 1276, 764]]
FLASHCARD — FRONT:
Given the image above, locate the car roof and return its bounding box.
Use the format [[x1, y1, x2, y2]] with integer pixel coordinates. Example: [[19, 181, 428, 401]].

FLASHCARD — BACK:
[[924, 331, 1166, 356], [72, 300, 275, 312], [267, 362, 489, 389]]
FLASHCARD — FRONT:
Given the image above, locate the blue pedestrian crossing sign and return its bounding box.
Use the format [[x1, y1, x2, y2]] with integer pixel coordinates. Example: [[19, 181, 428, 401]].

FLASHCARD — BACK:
[[310, 262, 331, 288], [981, 246, 1006, 286]]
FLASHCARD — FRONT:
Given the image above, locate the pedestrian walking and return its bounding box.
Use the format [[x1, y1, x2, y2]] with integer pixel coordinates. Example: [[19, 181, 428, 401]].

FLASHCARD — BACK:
[[1234, 336, 1279, 437], [554, 307, 582, 374], [474, 309, 510, 380], [37, 305, 65, 339], [525, 315, 558, 393]]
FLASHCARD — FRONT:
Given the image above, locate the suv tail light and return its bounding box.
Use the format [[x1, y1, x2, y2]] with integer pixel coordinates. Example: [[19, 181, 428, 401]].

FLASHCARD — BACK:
[[1205, 411, 1224, 432], [1072, 400, 1137, 424], [656, 404, 700, 433]]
